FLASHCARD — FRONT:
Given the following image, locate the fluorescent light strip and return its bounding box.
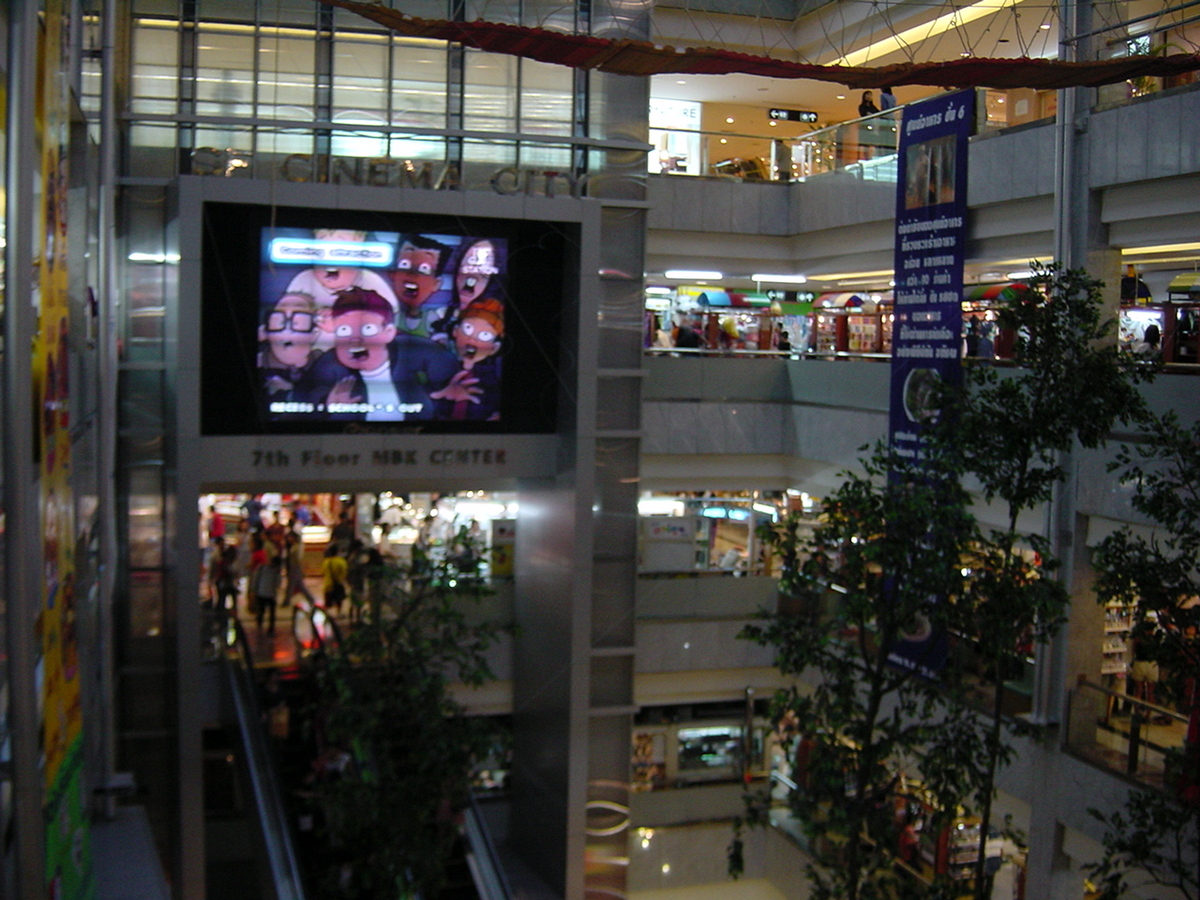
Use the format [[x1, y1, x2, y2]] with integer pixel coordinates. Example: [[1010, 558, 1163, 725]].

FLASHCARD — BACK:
[[806, 269, 894, 281], [664, 269, 723, 280], [837, 0, 1028, 67], [1119, 255, 1200, 265], [752, 273, 808, 284], [1121, 242, 1200, 255]]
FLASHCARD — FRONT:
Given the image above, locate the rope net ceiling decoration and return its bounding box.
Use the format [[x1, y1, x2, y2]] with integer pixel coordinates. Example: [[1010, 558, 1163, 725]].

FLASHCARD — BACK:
[[320, 0, 1200, 89]]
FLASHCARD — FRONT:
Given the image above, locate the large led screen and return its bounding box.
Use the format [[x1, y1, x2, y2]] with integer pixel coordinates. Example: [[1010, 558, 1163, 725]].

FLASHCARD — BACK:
[[200, 202, 571, 435]]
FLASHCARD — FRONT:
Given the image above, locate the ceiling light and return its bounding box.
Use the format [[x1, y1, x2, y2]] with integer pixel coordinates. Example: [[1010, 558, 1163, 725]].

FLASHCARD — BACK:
[[1006, 270, 1034, 280], [665, 269, 723, 280], [752, 273, 808, 284], [1121, 241, 1200, 255], [806, 269, 894, 281], [1040, 22, 1051, 29], [769, 121, 777, 126], [726, 117, 735, 124], [836, 94, 846, 100], [645, 286, 672, 295], [836, 0, 1028, 66]]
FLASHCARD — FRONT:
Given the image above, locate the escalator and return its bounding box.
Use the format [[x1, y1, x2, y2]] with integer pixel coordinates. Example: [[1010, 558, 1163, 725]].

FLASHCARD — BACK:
[[203, 610, 513, 900]]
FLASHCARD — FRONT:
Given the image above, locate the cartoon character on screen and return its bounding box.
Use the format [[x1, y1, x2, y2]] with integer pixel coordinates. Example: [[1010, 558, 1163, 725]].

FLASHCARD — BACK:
[[298, 286, 478, 421], [439, 297, 505, 421], [258, 291, 322, 402], [286, 229, 400, 315], [390, 235, 452, 337], [431, 238, 505, 344]]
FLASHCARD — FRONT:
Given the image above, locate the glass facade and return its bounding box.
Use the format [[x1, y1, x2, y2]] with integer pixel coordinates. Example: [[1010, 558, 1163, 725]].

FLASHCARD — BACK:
[[108, 3, 648, 897]]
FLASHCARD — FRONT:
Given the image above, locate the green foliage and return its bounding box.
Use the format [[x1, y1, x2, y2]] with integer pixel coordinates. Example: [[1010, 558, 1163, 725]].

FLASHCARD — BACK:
[[736, 264, 1148, 900], [1087, 788, 1199, 900], [737, 443, 989, 900], [933, 263, 1150, 516], [307, 530, 510, 899], [927, 262, 1148, 900], [1088, 411, 1200, 898]]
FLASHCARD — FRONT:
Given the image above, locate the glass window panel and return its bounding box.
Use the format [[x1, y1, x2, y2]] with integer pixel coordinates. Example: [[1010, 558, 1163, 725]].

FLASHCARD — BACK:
[[193, 126, 254, 157], [197, 0, 259, 22], [120, 371, 165, 429], [195, 28, 254, 118], [127, 125, 179, 178], [132, 23, 179, 114], [258, 36, 316, 120], [259, 0, 318, 25], [463, 139, 517, 167], [127, 468, 165, 570], [520, 60, 573, 136], [392, 40, 447, 129], [329, 130, 389, 159], [521, 143, 573, 169], [127, 570, 164, 638], [464, 52, 517, 133], [133, 0, 180, 13], [388, 135, 446, 162], [258, 128, 316, 160], [333, 36, 389, 124]]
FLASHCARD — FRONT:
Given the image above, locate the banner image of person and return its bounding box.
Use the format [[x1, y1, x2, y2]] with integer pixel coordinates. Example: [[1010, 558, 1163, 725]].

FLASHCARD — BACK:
[[258, 228, 507, 423], [887, 89, 974, 678]]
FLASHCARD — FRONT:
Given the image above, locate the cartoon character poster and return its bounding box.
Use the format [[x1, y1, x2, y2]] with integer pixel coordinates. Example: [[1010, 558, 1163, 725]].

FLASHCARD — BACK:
[[258, 229, 507, 424], [34, 2, 94, 897]]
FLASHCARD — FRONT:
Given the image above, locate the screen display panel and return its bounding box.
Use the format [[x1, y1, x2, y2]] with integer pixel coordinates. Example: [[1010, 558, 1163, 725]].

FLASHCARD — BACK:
[[200, 202, 570, 435]]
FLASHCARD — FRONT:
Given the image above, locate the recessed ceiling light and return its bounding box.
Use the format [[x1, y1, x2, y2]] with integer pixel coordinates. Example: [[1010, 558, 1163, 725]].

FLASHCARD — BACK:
[[836, 94, 846, 100], [676, 79, 687, 84], [726, 117, 735, 124], [1040, 22, 1051, 29], [769, 121, 777, 126]]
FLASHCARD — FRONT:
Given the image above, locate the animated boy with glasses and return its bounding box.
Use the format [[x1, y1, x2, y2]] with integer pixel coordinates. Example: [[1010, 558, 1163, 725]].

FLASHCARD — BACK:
[[258, 291, 324, 402]]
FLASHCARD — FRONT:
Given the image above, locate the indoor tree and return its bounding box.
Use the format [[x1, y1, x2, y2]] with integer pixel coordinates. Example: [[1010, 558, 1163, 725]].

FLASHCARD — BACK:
[[733, 264, 1149, 900], [732, 442, 988, 900], [1086, 410, 1200, 900], [927, 262, 1151, 900], [303, 525, 511, 899]]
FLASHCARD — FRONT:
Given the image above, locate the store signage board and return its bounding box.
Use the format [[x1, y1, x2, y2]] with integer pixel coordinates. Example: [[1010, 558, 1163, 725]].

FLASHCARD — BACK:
[[886, 89, 974, 679], [768, 108, 818, 123]]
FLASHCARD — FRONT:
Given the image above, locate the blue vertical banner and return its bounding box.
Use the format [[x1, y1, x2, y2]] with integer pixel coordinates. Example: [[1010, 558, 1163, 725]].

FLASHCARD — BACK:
[[886, 90, 974, 679], [889, 90, 975, 459]]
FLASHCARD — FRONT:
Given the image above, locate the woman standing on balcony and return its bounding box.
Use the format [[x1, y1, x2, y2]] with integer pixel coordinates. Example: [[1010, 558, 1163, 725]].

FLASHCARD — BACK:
[[858, 91, 879, 117]]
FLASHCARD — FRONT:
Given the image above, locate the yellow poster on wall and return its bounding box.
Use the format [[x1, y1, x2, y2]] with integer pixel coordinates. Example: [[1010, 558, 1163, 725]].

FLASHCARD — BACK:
[[34, 3, 93, 898]]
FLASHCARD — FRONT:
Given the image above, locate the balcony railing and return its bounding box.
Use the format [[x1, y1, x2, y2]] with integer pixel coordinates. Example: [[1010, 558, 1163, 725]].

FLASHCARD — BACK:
[[1065, 676, 1192, 792], [649, 88, 1016, 185]]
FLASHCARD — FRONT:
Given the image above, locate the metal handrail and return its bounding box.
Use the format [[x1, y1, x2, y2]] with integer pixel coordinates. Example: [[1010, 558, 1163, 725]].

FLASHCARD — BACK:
[[1066, 676, 1190, 785], [216, 610, 310, 900], [462, 792, 514, 900]]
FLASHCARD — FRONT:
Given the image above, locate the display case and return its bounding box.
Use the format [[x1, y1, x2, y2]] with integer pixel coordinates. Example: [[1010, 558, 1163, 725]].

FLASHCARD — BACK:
[[813, 311, 845, 353], [846, 312, 881, 353], [1102, 601, 1135, 676]]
